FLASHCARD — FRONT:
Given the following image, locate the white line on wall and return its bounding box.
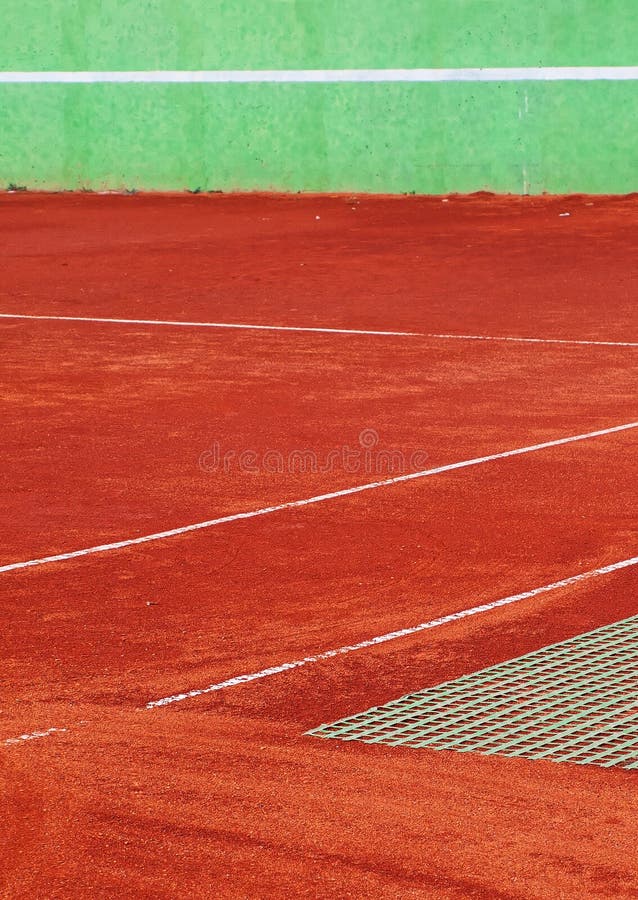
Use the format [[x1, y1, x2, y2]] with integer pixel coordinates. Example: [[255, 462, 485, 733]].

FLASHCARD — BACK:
[[2, 67, 638, 84], [1, 421, 637, 576], [147, 553, 638, 707], [1, 313, 637, 348]]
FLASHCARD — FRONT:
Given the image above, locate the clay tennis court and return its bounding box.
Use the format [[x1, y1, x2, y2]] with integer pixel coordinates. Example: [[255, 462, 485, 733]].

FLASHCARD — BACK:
[[2, 192, 638, 897]]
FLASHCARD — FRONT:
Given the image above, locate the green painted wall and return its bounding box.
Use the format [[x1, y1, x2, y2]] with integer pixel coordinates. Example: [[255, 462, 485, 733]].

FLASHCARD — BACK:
[[1, 1, 637, 193]]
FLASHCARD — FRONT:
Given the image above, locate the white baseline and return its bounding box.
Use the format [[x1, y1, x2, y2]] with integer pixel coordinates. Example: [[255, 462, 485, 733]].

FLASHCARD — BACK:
[[1, 420, 637, 576], [3, 67, 638, 84], [147, 553, 638, 708], [1, 313, 636, 348]]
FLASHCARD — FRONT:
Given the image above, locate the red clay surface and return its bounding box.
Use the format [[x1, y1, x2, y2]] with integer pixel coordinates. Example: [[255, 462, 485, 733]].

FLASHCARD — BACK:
[[1, 193, 638, 898]]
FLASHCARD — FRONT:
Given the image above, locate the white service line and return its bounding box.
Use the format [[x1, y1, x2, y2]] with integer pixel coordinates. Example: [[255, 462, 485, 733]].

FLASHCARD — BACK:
[[1, 313, 637, 348], [1, 420, 637, 576], [3, 67, 638, 84], [147, 553, 638, 708]]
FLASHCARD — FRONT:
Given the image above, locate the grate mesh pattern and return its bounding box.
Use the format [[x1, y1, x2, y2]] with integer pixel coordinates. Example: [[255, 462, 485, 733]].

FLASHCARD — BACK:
[[308, 615, 638, 769]]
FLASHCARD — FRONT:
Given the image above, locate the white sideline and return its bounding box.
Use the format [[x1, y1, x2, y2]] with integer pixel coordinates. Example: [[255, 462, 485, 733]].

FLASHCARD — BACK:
[[1, 420, 637, 576], [1, 313, 637, 348], [3, 67, 638, 84], [147, 553, 638, 708]]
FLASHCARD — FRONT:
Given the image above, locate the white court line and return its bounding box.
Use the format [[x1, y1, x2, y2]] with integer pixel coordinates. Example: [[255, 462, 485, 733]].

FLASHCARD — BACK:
[[147, 553, 638, 708], [0, 313, 419, 338], [1, 313, 637, 348], [5, 556, 638, 746], [4, 553, 638, 747], [4, 553, 638, 743], [2, 726, 67, 746], [1, 420, 637, 576], [3, 67, 638, 84], [427, 332, 638, 349]]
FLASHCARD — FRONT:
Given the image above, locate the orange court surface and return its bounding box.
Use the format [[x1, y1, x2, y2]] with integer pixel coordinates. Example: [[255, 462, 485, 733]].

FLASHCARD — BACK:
[[1, 192, 638, 897]]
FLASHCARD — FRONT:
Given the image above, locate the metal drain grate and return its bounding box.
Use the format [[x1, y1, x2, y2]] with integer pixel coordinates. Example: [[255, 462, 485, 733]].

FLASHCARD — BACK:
[[308, 615, 638, 769]]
